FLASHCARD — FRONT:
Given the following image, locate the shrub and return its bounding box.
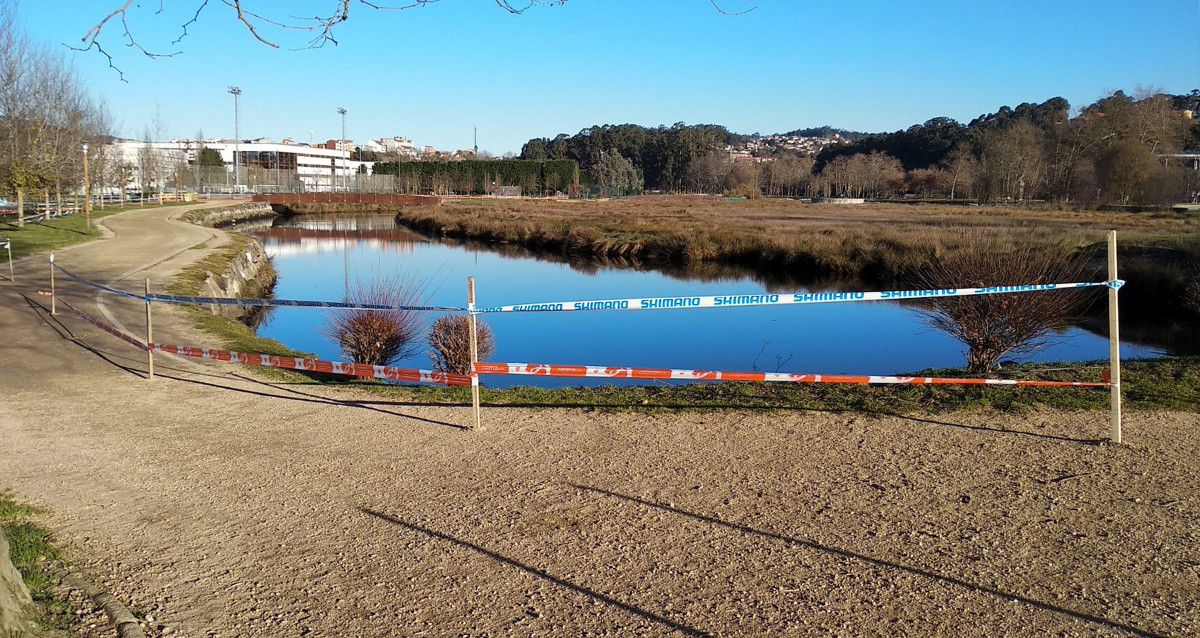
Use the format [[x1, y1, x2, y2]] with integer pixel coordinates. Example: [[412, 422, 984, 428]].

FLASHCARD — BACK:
[[918, 236, 1093, 373], [429, 315, 495, 375], [723, 183, 762, 199], [325, 277, 424, 366]]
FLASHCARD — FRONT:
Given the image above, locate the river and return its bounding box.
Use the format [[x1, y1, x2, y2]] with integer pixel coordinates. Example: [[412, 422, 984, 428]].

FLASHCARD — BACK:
[[252, 213, 1165, 388]]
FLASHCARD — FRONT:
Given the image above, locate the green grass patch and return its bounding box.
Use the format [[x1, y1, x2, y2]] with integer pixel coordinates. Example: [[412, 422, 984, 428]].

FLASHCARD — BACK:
[[1, 203, 183, 259], [169, 231, 312, 381], [0, 491, 72, 630], [339, 356, 1199, 415]]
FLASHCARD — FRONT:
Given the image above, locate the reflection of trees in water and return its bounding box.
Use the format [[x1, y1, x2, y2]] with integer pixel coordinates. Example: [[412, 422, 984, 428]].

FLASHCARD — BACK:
[[437, 233, 1186, 355], [256, 214, 428, 256]]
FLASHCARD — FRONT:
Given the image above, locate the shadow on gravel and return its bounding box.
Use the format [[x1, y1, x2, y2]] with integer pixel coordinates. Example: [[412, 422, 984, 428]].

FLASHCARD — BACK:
[[873, 412, 1103, 445], [305, 393, 1100, 445], [23, 293, 148, 380], [570, 484, 1162, 638], [138, 372, 468, 430], [27, 294, 467, 430], [358, 507, 710, 637]]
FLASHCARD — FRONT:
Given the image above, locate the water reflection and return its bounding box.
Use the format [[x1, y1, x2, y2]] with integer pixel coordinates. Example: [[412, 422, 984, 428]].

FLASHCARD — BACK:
[[254, 214, 1167, 388]]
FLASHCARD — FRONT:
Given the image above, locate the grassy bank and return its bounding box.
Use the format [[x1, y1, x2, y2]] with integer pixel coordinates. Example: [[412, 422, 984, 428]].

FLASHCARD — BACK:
[[1, 203, 184, 259], [360, 197, 1200, 317], [0, 491, 71, 630], [169, 232, 303, 360], [344, 356, 1200, 416]]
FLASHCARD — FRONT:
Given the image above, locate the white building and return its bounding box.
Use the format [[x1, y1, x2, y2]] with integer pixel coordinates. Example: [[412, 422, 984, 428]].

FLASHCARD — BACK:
[[371, 136, 419, 157], [110, 140, 372, 192]]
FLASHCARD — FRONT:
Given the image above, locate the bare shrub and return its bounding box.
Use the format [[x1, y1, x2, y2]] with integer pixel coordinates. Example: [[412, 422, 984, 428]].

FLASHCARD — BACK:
[[429, 315, 495, 375], [723, 183, 762, 199], [918, 237, 1093, 373], [325, 277, 424, 366]]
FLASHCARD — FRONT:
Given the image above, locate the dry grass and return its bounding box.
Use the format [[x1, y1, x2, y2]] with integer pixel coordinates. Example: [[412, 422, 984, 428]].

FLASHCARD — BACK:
[[382, 196, 1198, 288]]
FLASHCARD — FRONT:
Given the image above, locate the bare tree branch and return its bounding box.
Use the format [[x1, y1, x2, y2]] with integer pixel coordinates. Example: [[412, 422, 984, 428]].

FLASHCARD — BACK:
[[226, 0, 281, 48], [172, 0, 210, 46], [708, 0, 757, 16], [75, 0, 577, 76]]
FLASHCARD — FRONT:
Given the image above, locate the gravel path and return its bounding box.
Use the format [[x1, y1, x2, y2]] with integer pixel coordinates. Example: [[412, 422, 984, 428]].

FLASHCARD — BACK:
[[1, 205, 1198, 636]]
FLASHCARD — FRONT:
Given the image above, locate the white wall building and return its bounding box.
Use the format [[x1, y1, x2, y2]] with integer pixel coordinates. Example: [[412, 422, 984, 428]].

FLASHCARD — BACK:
[[109, 140, 372, 192]]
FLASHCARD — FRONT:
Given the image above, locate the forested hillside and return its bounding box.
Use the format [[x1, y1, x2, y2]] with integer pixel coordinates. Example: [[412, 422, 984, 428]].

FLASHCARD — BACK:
[[518, 90, 1200, 205]]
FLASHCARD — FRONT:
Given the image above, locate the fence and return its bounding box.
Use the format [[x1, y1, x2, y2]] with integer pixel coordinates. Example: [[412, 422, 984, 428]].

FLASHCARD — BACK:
[[0, 193, 201, 228], [40, 231, 1127, 442]]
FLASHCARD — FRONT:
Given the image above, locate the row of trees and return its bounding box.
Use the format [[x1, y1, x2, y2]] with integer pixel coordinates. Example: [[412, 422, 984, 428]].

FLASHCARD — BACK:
[[0, 2, 112, 225], [816, 91, 1198, 205], [521, 123, 741, 192], [372, 159, 578, 197], [520, 91, 1198, 205]]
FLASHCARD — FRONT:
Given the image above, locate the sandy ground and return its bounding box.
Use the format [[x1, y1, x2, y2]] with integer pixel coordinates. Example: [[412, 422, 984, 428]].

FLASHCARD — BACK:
[[1, 204, 1198, 637]]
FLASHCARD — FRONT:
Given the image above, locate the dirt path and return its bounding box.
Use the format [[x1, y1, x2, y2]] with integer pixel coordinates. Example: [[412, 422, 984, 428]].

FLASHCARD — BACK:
[[1, 205, 1198, 637]]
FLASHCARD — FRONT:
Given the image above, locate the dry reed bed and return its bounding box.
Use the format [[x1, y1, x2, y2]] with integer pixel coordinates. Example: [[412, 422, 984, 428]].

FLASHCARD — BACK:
[[385, 197, 1197, 281]]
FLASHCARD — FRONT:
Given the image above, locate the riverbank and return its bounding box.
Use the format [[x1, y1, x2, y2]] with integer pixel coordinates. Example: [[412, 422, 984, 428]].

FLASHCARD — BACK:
[[369, 196, 1199, 326]]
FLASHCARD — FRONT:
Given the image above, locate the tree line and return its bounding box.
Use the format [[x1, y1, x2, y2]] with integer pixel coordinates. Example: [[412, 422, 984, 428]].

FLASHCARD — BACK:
[[371, 159, 578, 197], [0, 2, 112, 225], [520, 91, 1200, 205]]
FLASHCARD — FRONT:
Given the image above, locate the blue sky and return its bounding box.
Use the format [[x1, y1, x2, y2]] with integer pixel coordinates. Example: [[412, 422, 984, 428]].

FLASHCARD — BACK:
[[19, 0, 1200, 154]]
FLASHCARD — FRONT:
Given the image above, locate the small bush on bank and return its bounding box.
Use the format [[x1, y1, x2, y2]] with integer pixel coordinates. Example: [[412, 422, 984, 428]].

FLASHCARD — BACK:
[[918, 236, 1093, 373], [326, 277, 424, 366], [429, 315, 495, 374], [723, 184, 762, 199]]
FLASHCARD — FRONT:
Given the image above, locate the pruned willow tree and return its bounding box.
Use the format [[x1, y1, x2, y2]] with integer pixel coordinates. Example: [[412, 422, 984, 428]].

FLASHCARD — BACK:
[[0, 1, 111, 227]]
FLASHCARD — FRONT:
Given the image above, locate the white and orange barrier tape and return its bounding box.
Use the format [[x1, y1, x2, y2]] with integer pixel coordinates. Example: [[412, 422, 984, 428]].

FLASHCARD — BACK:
[[474, 362, 1109, 388], [150, 343, 471, 387], [57, 297, 149, 351], [55, 294, 469, 387]]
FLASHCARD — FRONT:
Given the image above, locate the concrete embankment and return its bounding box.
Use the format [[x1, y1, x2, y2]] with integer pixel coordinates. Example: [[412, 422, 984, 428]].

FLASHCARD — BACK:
[[181, 202, 278, 228], [190, 236, 276, 323], [174, 205, 278, 324]]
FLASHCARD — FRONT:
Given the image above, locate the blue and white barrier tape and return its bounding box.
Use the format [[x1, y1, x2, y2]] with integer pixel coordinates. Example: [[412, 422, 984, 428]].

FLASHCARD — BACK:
[[472, 281, 1113, 314], [53, 262, 148, 301], [145, 292, 464, 312]]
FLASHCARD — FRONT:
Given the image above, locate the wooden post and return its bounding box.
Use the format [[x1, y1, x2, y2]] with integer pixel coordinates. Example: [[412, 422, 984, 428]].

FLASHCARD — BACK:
[[145, 278, 155, 380], [467, 276, 481, 430], [48, 253, 56, 315], [4, 238, 12, 282], [1107, 230, 1121, 444]]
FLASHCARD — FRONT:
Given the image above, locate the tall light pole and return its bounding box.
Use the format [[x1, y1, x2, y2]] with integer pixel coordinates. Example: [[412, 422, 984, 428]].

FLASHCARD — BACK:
[[82, 143, 92, 230], [228, 86, 242, 193], [337, 106, 347, 192]]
